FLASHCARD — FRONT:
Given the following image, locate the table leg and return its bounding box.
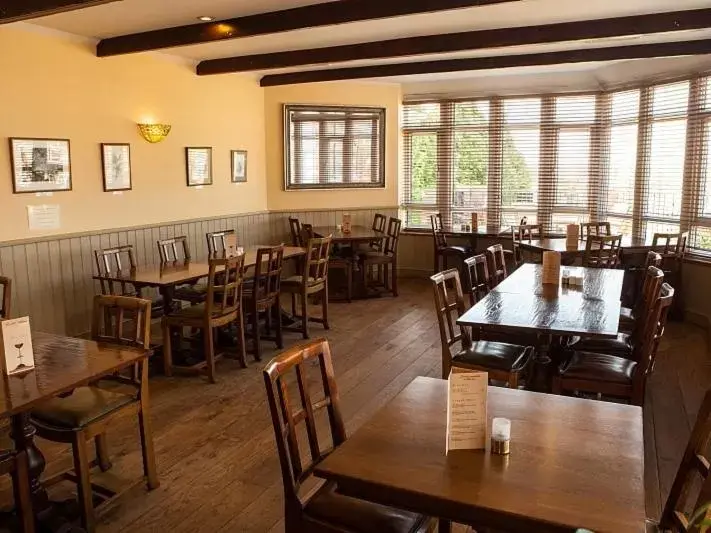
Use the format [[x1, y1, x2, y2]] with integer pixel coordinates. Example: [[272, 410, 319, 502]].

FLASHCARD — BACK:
[[529, 333, 554, 392], [159, 285, 175, 316], [11, 412, 47, 512]]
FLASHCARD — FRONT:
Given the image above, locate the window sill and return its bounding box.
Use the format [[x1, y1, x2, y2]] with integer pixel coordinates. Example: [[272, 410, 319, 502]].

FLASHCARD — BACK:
[[685, 254, 711, 267]]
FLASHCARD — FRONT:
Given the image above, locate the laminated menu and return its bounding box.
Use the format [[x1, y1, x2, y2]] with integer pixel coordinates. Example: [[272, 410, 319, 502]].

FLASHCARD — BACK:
[[446, 369, 488, 453], [0, 317, 35, 375], [471, 213, 478, 231], [542, 251, 561, 285], [224, 233, 238, 258], [566, 224, 579, 246], [342, 213, 352, 234]]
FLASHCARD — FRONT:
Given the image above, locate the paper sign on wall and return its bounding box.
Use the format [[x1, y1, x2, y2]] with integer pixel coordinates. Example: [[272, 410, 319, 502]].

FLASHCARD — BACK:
[[0, 317, 35, 375], [27, 204, 61, 231], [446, 368, 488, 453]]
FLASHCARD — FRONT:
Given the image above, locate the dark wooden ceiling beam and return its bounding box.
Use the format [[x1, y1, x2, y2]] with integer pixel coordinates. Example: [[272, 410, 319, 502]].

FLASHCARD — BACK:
[[198, 8, 711, 75], [96, 0, 518, 57], [0, 0, 120, 24], [259, 39, 711, 87]]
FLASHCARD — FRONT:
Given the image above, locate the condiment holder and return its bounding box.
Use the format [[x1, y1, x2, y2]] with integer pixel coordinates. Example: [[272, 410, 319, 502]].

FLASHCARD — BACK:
[[491, 417, 511, 455]]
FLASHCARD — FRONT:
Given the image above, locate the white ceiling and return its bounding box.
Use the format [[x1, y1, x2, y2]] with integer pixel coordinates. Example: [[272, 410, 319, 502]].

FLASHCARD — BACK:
[[22, 0, 711, 94]]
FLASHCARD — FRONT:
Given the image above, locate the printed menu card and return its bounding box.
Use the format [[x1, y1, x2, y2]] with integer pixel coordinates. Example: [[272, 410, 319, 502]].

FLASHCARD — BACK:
[[0, 317, 35, 375], [542, 251, 561, 285], [446, 369, 488, 453], [224, 233, 239, 258]]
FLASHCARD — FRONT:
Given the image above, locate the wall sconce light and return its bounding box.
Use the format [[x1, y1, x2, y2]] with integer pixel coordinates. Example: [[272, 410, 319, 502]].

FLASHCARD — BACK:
[[137, 123, 171, 143]]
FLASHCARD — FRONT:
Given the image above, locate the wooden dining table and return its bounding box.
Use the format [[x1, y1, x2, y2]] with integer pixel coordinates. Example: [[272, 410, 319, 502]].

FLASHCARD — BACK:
[[315, 376, 646, 533], [1, 332, 151, 531], [519, 235, 657, 257], [311, 225, 385, 244], [92, 245, 306, 315]]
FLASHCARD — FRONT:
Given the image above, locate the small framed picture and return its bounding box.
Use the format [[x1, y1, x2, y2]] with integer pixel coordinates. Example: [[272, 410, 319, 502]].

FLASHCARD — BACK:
[[231, 150, 247, 183], [9, 138, 72, 194], [185, 147, 213, 187], [101, 143, 132, 192]]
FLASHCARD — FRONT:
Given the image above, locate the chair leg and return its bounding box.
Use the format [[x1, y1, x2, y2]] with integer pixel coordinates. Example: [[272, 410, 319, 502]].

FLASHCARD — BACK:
[[138, 399, 159, 490], [252, 307, 262, 362], [291, 294, 296, 317], [508, 372, 519, 390], [346, 265, 352, 303], [162, 321, 173, 377], [301, 293, 309, 339], [322, 284, 330, 330], [204, 326, 216, 384], [391, 260, 398, 297], [72, 434, 95, 533], [12, 452, 34, 533], [274, 298, 283, 349], [265, 304, 272, 336], [551, 376, 563, 395], [236, 311, 248, 368], [94, 434, 112, 472]]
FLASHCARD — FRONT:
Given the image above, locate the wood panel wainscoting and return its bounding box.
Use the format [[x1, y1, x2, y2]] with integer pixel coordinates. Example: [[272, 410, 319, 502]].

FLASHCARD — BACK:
[[0, 207, 397, 336]]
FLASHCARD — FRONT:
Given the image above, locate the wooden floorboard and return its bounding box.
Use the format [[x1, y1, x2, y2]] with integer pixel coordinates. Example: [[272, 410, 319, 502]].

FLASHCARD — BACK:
[[0, 278, 705, 532]]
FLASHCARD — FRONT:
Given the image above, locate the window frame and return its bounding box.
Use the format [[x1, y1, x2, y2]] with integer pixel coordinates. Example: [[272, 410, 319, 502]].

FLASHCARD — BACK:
[[283, 104, 386, 191]]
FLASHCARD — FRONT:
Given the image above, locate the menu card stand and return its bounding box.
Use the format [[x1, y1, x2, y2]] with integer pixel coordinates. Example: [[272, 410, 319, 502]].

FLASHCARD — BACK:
[[542, 251, 561, 285], [0, 317, 35, 375], [446, 368, 487, 453], [342, 213, 352, 234], [566, 224, 579, 246]]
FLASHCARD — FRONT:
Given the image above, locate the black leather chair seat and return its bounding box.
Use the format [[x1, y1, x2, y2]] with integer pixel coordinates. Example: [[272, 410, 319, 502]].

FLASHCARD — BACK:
[[559, 352, 636, 385], [305, 482, 429, 533], [173, 284, 207, 304], [32, 387, 134, 429], [442, 245, 471, 256], [453, 341, 532, 372], [568, 332, 633, 358]]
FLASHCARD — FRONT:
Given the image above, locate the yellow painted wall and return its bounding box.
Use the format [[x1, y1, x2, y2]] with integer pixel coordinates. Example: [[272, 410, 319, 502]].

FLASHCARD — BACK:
[[0, 25, 267, 242], [264, 82, 401, 211]]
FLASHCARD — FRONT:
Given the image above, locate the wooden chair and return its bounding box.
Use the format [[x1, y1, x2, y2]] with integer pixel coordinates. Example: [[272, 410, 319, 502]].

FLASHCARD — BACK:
[[31, 295, 158, 532], [553, 283, 674, 406], [244, 245, 284, 362], [288, 217, 302, 247], [363, 217, 402, 297], [653, 231, 688, 320], [282, 236, 331, 339], [369, 213, 388, 252], [162, 255, 246, 382], [583, 234, 623, 268], [568, 266, 664, 359], [0, 449, 33, 533], [430, 213, 471, 273], [620, 252, 663, 332], [511, 224, 543, 266], [157, 236, 206, 305], [658, 388, 711, 531], [580, 221, 611, 238], [94, 245, 139, 297], [206, 229, 236, 256], [430, 269, 533, 386], [486, 244, 508, 287], [463, 254, 490, 306], [263, 339, 431, 533], [0, 276, 10, 319]]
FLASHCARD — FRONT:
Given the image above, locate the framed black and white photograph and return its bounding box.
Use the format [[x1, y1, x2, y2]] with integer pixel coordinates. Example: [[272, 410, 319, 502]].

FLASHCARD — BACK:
[[101, 143, 132, 192], [231, 150, 247, 183], [185, 147, 213, 187], [9, 138, 72, 194]]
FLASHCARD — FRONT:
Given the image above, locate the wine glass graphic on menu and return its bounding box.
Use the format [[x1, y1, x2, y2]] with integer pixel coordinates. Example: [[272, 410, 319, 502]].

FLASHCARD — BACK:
[[13, 337, 27, 372]]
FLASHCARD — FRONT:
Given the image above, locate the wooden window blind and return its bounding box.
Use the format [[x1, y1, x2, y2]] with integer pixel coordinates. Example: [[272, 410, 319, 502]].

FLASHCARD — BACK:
[[284, 104, 385, 190], [401, 72, 711, 255]]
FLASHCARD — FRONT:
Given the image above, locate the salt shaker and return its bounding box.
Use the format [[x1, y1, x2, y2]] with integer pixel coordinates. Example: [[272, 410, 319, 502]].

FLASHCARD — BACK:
[[491, 417, 511, 455]]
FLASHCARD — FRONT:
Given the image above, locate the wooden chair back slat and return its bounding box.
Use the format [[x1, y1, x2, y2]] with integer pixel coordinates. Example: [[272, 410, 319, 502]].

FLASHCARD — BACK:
[[464, 254, 490, 306], [653, 231, 689, 259], [303, 236, 331, 285], [298, 224, 313, 248], [431, 213, 448, 249], [632, 265, 664, 339], [0, 277, 10, 319], [288, 218, 301, 247], [383, 217, 402, 256], [580, 222, 611, 238], [634, 282, 674, 378], [90, 294, 152, 349], [430, 269, 471, 377], [511, 224, 543, 266], [206, 255, 245, 317], [157, 236, 191, 263], [661, 386, 711, 532], [253, 245, 285, 303], [372, 213, 387, 233], [94, 246, 138, 296], [206, 230, 236, 256], [583, 234, 622, 268], [263, 339, 346, 505], [486, 244, 508, 286]]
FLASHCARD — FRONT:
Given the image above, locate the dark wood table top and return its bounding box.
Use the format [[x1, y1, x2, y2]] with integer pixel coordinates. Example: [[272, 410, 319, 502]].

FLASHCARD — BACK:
[[520, 236, 654, 255], [92, 245, 305, 287], [458, 264, 623, 338], [315, 377, 645, 533], [312, 226, 385, 242], [0, 332, 150, 418]]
